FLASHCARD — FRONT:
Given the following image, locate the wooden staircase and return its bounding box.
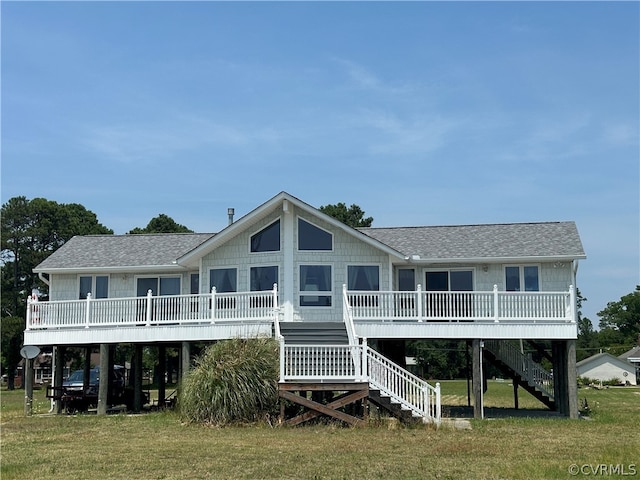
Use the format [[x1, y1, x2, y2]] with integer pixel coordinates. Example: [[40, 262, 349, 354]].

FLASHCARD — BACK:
[[277, 322, 439, 425], [483, 340, 555, 410]]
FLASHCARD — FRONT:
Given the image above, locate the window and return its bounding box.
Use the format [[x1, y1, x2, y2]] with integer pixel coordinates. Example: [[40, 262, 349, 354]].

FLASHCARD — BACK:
[[250, 220, 280, 253], [347, 265, 379, 291], [190, 274, 199, 295], [505, 266, 539, 292], [250, 266, 278, 291], [298, 218, 332, 251], [300, 265, 332, 306], [425, 270, 473, 292], [424, 270, 474, 318], [136, 277, 181, 296], [398, 269, 415, 291], [210, 268, 237, 293], [79, 275, 109, 299]]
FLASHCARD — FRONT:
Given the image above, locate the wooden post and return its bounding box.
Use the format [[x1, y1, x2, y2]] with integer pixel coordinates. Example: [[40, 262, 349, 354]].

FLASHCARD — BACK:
[[513, 379, 519, 410], [567, 340, 578, 419], [24, 358, 33, 416], [53, 346, 65, 414], [181, 342, 191, 378], [472, 339, 484, 419], [97, 343, 109, 415], [158, 345, 166, 408], [133, 344, 143, 413]]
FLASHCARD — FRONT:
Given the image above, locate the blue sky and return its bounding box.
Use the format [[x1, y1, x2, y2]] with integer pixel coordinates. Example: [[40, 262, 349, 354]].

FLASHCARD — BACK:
[[2, 2, 638, 325]]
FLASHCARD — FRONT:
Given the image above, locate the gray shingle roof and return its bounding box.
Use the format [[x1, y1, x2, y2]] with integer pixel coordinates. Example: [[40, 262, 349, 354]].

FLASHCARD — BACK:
[[34, 233, 215, 271], [358, 221, 585, 260]]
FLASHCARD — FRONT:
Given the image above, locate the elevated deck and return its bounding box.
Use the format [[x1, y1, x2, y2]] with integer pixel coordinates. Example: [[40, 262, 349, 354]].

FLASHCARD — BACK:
[[24, 285, 577, 345]]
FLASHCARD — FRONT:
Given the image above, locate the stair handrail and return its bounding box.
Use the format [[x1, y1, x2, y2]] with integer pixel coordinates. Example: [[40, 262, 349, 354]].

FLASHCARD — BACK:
[[272, 283, 282, 340], [484, 340, 554, 400], [366, 345, 441, 424], [342, 284, 358, 346]]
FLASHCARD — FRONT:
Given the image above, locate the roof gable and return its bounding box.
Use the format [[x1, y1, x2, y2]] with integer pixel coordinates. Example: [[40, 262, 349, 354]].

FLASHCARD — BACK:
[[176, 191, 405, 267], [576, 352, 636, 371]]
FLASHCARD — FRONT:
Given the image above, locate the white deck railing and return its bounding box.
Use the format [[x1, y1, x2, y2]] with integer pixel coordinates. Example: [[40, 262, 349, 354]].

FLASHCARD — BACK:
[[26, 284, 575, 330], [347, 285, 575, 323], [26, 285, 279, 330], [279, 341, 441, 423]]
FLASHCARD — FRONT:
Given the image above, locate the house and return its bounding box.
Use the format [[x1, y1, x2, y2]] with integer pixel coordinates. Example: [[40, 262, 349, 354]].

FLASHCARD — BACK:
[[577, 352, 637, 386], [24, 192, 586, 422], [618, 345, 640, 384]]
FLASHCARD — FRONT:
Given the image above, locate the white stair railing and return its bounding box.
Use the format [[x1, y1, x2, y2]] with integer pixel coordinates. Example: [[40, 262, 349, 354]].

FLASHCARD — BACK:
[[484, 340, 554, 400], [366, 342, 441, 424]]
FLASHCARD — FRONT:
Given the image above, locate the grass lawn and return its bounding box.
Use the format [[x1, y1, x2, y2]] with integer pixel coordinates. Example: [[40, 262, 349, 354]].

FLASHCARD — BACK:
[[1, 381, 638, 480]]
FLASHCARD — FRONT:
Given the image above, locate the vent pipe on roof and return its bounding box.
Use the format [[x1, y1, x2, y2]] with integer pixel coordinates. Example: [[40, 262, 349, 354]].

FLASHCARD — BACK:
[[227, 208, 235, 225]]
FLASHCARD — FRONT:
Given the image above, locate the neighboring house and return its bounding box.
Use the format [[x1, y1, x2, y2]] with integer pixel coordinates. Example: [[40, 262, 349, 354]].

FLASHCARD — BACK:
[[618, 345, 640, 384], [577, 352, 638, 386], [24, 191, 586, 421]]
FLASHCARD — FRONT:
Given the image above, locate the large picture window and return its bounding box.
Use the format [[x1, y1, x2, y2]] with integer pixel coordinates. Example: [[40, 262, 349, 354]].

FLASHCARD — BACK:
[[79, 275, 109, 299], [298, 218, 332, 251], [300, 265, 332, 306], [250, 220, 280, 253], [250, 266, 278, 291], [424, 269, 474, 318], [425, 270, 473, 292], [505, 266, 539, 292], [209, 268, 237, 293], [347, 265, 379, 291], [136, 277, 181, 296]]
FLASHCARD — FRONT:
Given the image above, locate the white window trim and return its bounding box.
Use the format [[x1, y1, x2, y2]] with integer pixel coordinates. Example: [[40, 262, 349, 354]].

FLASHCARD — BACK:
[[422, 268, 476, 291], [208, 266, 239, 293], [298, 263, 334, 308], [248, 264, 280, 291], [248, 218, 282, 255], [134, 275, 183, 296], [296, 216, 334, 252], [78, 274, 110, 299], [346, 263, 382, 291], [503, 264, 541, 292]]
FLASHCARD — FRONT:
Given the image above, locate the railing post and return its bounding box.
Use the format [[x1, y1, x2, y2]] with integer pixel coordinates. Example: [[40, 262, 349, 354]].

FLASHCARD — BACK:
[[493, 284, 499, 323], [279, 336, 285, 383], [210, 287, 216, 324], [26, 296, 32, 330], [569, 284, 576, 323], [416, 284, 423, 322], [435, 382, 441, 423], [85, 293, 92, 329], [361, 337, 368, 382], [145, 289, 153, 327]]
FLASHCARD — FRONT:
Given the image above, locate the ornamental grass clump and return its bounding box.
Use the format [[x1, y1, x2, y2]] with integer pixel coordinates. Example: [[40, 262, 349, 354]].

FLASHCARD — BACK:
[[179, 336, 280, 425]]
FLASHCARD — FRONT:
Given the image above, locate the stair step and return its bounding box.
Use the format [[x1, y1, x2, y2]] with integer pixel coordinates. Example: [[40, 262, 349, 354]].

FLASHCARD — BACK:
[[279, 322, 349, 345]]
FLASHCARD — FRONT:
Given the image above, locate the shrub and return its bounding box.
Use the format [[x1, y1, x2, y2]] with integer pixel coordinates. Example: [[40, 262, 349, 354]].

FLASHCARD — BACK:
[[179, 337, 280, 425]]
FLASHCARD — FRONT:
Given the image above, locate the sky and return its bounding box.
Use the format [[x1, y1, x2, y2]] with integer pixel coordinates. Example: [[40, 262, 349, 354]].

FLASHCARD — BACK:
[[1, 1, 638, 325]]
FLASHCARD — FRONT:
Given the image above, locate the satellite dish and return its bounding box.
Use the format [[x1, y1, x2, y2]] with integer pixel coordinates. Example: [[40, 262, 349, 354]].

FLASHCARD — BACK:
[[20, 345, 40, 360]]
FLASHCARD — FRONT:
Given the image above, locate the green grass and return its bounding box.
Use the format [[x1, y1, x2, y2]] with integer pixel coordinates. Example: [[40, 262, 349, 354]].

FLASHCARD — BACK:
[[2, 382, 639, 480]]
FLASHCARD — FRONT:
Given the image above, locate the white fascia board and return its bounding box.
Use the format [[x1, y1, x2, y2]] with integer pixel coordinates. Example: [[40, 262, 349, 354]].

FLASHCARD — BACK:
[[33, 264, 188, 275], [404, 255, 586, 265]]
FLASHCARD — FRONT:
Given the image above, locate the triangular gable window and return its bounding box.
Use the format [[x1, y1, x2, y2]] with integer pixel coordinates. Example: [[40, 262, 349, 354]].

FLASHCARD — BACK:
[[250, 220, 280, 253], [298, 218, 332, 251]]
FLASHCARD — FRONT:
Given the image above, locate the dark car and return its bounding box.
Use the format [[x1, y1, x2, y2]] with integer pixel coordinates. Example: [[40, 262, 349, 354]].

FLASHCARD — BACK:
[[61, 366, 125, 412]]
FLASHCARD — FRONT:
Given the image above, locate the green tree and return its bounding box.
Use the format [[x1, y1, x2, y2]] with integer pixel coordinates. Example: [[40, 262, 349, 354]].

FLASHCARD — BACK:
[[1, 196, 112, 389], [128, 214, 193, 234], [598, 286, 640, 348], [319, 202, 373, 228], [1, 197, 112, 316], [0, 316, 24, 389]]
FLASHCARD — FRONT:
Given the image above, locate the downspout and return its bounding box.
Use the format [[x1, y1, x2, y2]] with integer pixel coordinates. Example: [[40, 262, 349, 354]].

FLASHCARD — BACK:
[[38, 272, 50, 286]]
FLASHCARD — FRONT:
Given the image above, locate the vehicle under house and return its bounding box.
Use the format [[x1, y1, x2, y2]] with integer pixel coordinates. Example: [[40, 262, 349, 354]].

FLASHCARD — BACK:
[[25, 192, 586, 424]]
